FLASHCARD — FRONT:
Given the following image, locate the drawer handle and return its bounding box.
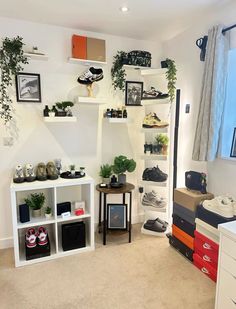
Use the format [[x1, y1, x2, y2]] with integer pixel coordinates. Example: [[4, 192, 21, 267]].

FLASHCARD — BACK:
[[203, 255, 211, 262], [201, 267, 209, 274], [203, 243, 212, 250]]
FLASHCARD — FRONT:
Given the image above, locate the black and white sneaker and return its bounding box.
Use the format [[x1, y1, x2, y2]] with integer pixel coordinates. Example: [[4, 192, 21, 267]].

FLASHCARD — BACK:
[[77, 67, 103, 85]]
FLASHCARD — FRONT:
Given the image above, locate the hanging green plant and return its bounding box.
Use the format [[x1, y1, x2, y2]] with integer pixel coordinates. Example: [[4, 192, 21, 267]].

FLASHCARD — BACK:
[[111, 51, 127, 92], [165, 58, 177, 103], [0, 36, 28, 123]]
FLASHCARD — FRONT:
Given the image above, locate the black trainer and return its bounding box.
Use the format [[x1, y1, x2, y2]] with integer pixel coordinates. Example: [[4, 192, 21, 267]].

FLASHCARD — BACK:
[[77, 67, 103, 85], [142, 166, 168, 182]]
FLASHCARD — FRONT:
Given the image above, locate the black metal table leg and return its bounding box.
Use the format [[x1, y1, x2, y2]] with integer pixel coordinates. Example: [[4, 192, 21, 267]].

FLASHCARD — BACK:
[[103, 193, 107, 245], [129, 192, 132, 243], [98, 192, 102, 233], [122, 193, 126, 204]]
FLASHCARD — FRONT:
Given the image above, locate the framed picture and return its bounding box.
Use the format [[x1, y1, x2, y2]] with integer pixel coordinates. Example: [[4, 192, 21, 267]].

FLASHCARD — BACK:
[[125, 81, 143, 106], [230, 128, 236, 157], [107, 204, 127, 230], [15, 73, 41, 102]]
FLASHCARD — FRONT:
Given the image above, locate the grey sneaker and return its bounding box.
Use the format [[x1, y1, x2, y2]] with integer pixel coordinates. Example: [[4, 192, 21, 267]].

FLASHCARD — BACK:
[[142, 191, 166, 211]]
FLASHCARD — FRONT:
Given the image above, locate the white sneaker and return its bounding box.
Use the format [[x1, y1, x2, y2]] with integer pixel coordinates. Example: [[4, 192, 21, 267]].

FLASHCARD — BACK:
[[202, 196, 234, 218]]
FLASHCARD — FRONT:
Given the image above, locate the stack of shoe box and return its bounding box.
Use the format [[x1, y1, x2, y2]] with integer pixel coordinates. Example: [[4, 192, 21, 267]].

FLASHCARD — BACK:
[[168, 188, 213, 263], [193, 203, 236, 282]]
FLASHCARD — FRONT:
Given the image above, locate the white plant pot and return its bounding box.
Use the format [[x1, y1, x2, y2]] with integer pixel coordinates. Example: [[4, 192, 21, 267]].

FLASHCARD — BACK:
[[32, 209, 41, 218], [49, 112, 55, 117], [45, 213, 52, 219]]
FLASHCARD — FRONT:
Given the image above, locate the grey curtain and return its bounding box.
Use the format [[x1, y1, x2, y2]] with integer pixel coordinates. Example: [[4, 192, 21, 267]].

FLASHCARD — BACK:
[[192, 25, 230, 161]]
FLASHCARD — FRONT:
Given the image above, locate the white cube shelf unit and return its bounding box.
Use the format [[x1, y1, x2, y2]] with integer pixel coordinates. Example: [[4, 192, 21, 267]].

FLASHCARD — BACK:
[[10, 176, 94, 267]]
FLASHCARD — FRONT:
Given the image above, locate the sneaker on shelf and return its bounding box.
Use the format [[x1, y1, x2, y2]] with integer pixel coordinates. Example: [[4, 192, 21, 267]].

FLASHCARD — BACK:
[[202, 196, 235, 218], [36, 162, 47, 181], [37, 226, 48, 246], [142, 166, 168, 182], [25, 228, 38, 248], [77, 67, 103, 85], [142, 191, 166, 211], [13, 165, 25, 183], [25, 163, 36, 182], [46, 161, 58, 180], [143, 112, 169, 128], [142, 87, 169, 100], [143, 217, 168, 233]]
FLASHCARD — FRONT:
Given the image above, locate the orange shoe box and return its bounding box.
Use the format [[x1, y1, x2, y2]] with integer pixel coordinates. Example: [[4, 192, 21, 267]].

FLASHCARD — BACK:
[[174, 188, 214, 212], [72, 35, 87, 59], [172, 224, 194, 250]]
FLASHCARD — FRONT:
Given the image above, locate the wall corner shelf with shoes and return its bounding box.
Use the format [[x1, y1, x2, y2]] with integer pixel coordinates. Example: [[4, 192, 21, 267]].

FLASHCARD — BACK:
[[140, 68, 167, 76], [24, 53, 49, 61], [123, 64, 156, 71], [68, 57, 107, 66], [44, 116, 77, 123], [141, 98, 170, 106], [77, 97, 106, 105], [104, 118, 132, 124]]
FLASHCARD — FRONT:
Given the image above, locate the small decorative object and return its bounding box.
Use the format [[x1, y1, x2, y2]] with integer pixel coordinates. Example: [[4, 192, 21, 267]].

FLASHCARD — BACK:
[[0, 36, 28, 123], [125, 81, 143, 106], [45, 207, 52, 218], [75, 208, 85, 216], [79, 167, 85, 176], [55, 101, 74, 117], [48, 110, 55, 117], [155, 134, 169, 155], [110, 175, 117, 183], [69, 164, 76, 176], [107, 204, 127, 230], [111, 51, 127, 91], [43, 105, 50, 117], [75, 201, 85, 212], [122, 107, 127, 118], [25, 193, 45, 218], [99, 164, 113, 184], [161, 58, 177, 103], [112, 155, 136, 184], [230, 128, 236, 157], [15, 73, 41, 102], [54, 158, 62, 175]]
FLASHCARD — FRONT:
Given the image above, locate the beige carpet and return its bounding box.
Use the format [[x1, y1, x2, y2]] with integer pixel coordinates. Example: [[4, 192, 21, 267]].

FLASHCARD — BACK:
[[0, 224, 215, 309]]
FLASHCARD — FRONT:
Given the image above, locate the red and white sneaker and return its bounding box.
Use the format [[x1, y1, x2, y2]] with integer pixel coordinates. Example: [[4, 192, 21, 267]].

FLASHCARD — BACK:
[[25, 228, 37, 248], [37, 226, 48, 246]]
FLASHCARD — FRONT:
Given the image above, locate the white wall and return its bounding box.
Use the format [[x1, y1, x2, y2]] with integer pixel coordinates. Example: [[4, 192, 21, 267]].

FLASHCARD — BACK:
[[162, 1, 236, 195], [0, 17, 162, 248]]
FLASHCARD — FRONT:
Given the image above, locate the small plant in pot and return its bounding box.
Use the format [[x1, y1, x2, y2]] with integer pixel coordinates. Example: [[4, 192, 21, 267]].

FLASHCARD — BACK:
[[112, 155, 136, 184], [45, 207, 52, 219], [69, 164, 76, 176], [99, 164, 113, 184], [25, 193, 45, 218], [155, 134, 169, 155], [55, 101, 74, 117]]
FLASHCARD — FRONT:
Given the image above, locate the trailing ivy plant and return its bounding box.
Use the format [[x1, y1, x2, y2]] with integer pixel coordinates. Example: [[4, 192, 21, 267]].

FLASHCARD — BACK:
[[0, 36, 28, 123], [165, 58, 177, 103], [111, 51, 127, 92]]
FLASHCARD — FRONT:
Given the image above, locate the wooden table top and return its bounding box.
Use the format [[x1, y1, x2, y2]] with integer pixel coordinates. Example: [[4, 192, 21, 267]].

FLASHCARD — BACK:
[[96, 183, 135, 194]]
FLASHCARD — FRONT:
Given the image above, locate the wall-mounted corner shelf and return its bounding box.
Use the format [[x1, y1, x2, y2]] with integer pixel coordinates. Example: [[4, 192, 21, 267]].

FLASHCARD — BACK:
[[140, 154, 167, 161], [44, 117, 77, 123], [104, 118, 132, 124], [141, 127, 169, 134], [24, 53, 48, 61], [140, 180, 167, 187], [141, 98, 170, 106], [77, 97, 106, 105], [140, 68, 167, 76], [123, 64, 155, 71], [68, 57, 107, 66]]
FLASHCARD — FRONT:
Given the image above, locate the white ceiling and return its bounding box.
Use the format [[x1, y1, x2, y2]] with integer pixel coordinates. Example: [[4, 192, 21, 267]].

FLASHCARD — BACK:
[[0, 0, 230, 40]]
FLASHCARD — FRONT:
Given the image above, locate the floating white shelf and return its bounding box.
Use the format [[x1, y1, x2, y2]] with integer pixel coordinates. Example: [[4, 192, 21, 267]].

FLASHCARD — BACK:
[[140, 180, 167, 187], [77, 97, 106, 105], [123, 64, 155, 70], [140, 68, 167, 76], [141, 127, 169, 134], [17, 217, 55, 229], [141, 98, 170, 106], [68, 57, 107, 66], [140, 154, 167, 161], [57, 213, 91, 223], [44, 117, 77, 123], [24, 53, 48, 61], [104, 118, 132, 124]]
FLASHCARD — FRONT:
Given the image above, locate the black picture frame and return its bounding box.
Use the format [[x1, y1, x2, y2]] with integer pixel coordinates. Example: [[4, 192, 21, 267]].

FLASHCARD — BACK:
[[230, 128, 236, 157], [15, 73, 41, 102], [107, 204, 127, 230], [125, 81, 143, 106]]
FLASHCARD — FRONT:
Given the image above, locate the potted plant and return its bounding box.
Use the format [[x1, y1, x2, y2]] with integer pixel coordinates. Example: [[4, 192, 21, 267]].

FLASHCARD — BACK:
[[55, 101, 74, 117], [99, 164, 113, 184], [111, 51, 128, 91], [112, 155, 136, 184], [0, 36, 28, 124], [155, 134, 169, 155], [69, 164, 76, 176], [161, 58, 177, 103], [25, 193, 45, 217], [45, 207, 52, 218], [48, 108, 56, 117]]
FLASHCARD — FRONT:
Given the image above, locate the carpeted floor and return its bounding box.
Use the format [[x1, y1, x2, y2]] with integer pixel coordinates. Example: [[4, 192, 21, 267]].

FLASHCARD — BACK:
[[0, 224, 215, 309]]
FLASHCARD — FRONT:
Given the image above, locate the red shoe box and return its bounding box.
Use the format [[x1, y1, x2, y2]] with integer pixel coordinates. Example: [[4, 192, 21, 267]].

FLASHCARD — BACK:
[[193, 253, 217, 282], [194, 230, 219, 265]]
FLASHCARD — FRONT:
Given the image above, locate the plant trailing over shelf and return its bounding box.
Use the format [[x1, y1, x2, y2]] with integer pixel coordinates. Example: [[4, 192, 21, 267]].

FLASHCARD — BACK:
[[165, 58, 177, 103], [112, 155, 136, 184], [155, 134, 169, 146], [99, 164, 113, 178], [111, 51, 127, 92], [0, 36, 28, 123], [25, 193, 45, 211]]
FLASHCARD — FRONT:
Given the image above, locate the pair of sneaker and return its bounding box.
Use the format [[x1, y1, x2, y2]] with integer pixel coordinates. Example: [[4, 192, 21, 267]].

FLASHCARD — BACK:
[[144, 217, 168, 233], [77, 67, 103, 85], [143, 112, 169, 128], [142, 190, 166, 211], [142, 166, 168, 182], [25, 227, 48, 248], [14, 164, 36, 183], [202, 195, 236, 218]]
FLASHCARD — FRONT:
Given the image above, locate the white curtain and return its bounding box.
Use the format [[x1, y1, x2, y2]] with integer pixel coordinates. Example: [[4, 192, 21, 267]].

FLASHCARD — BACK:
[[192, 25, 230, 161]]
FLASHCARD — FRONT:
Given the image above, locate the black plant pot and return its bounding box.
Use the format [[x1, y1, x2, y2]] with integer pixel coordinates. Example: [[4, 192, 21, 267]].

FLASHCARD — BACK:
[[161, 61, 168, 69], [57, 111, 67, 117], [153, 144, 163, 154]]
